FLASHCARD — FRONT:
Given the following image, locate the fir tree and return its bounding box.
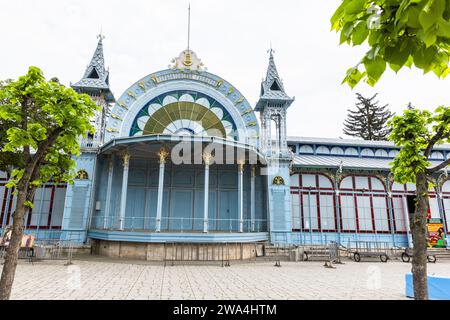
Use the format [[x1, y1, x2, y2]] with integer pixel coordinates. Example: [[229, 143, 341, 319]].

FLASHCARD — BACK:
[[343, 93, 393, 141]]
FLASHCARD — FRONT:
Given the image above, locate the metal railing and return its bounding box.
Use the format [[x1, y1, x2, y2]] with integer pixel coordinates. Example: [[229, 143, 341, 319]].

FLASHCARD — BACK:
[[90, 215, 268, 233], [292, 214, 410, 245], [33, 238, 76, 264], [0, 230, 79, 265], [163, 242, 236, 266]]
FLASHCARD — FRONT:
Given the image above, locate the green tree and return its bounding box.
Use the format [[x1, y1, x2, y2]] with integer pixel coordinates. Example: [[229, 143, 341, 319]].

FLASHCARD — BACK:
[[343, 93, 393, 140], [388, 106, 450, 300], [0, 67, 97, 300], [0, 80, 24, 174], [331, 0, 450, 88], [332, 0, 450, 300]]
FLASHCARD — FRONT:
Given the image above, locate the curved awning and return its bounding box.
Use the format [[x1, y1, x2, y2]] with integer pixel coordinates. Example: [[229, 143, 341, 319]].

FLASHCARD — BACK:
[[98, 134, 266, 165]]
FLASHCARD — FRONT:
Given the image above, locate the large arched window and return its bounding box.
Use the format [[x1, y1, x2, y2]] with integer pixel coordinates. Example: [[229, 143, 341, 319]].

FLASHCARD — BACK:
[[130, 90, 237, 140], [338, 175, 390, 234], [290, 173, 336, 232]]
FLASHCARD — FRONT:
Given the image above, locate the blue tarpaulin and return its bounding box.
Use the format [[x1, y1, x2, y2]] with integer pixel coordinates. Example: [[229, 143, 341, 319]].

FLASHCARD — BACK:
[[406, 273, 450, 300]]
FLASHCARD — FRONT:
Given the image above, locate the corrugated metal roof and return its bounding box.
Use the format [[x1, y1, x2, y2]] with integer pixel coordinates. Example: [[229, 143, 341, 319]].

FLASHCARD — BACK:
[[293, 155, 444, 170], [287, 136, 450, 150]]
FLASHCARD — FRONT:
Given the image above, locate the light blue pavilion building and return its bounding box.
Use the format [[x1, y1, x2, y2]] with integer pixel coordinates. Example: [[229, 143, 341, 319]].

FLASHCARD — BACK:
[[1, 38, 450, 259]]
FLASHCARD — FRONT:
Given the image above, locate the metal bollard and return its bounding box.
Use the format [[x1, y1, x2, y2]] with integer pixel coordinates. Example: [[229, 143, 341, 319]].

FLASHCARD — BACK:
[[274, 244, 281, 267], [64, 241, 74, 266]]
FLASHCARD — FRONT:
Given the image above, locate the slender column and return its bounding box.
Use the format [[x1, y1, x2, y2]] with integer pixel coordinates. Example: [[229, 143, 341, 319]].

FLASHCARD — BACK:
[[267, 114, 272, 155], [203, 153, 211, 233], [387, 192, 396, 247], [1, 187, 12, 228], [156, 148, 169, 232], [402, 196, 413, 248], [250, 166, 256, 231], [275, 115, 280, 156], [104, 157, 114, 229], [260, 115, 266, 151], [119, 153, 130, 230], [281, 110, 287, 153], [385, 174, 396, 246], [335, 188, 342, 246], [308, 191, 313, 244], [238, 162, 244, 233]]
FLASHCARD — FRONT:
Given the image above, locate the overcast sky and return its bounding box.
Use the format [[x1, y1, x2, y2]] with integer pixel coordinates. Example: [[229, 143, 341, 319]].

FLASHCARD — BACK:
[[1, 0, 449, 139]]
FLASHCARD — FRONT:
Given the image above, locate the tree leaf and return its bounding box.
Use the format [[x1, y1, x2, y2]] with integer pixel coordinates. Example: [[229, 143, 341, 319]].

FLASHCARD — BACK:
[[413, 45, 437, 70], [419, 0, 445, 31], [342, 66, 365, 88], [385, 39, 413, 67], [345, 0, 366, 14], [424, 29, 438, 47], [437, 18, 450, 38], [364, 56, 386, 86], [352, 21, 369, 45]]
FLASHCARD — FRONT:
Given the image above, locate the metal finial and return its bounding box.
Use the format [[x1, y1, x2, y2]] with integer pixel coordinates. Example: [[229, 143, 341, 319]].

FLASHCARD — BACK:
[[267, 42, 275, 56], [187, 4, 191, 51], [97, 30, 105, 41]]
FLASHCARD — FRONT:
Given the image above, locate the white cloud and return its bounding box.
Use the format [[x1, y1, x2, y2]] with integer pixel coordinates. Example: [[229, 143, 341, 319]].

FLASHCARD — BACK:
[[1, 0, 449, 139]]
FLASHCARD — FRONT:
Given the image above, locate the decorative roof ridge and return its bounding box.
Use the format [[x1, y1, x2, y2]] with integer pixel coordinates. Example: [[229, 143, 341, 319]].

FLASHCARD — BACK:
[[286, 136, 450, 150]]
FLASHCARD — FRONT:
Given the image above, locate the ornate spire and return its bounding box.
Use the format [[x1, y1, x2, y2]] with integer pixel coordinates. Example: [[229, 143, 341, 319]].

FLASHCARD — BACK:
[[263, 49, 283, 91], [72, 35, 115, 103], [255, 49, 294, 111], [187, 3, 191, 51]]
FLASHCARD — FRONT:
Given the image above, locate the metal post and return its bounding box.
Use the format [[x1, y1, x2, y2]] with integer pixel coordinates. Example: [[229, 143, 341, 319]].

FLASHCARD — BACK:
[[274, 244, 281, 267]]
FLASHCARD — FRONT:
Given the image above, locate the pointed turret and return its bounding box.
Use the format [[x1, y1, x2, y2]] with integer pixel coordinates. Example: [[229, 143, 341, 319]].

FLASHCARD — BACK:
[[256, 49, 294, 156], [72, 35, 115, 103], [255, 49, 294, 111]]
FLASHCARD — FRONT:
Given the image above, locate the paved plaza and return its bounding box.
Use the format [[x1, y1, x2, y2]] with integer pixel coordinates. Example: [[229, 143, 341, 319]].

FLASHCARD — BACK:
[[4, 257, 450, 300]]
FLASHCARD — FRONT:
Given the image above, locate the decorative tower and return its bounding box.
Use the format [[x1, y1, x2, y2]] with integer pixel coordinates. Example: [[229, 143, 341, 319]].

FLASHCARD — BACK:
[[255, 49, 294, 245], [71, 34, 115, 148], [61, 35, 115, 244], [255, 49, 294, 156]]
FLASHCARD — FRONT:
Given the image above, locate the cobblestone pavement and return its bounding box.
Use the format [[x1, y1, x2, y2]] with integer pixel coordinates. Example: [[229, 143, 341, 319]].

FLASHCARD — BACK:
[[4, 257, 450, 300]]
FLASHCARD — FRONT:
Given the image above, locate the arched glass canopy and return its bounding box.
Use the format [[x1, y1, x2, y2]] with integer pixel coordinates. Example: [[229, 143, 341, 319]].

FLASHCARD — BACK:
[[130, 90, 237, 140]]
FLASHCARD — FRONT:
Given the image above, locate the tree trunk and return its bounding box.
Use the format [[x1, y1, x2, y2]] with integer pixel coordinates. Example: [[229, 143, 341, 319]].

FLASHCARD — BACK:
[[411, 173, 429, 300], [0, 188, 27, 300]]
